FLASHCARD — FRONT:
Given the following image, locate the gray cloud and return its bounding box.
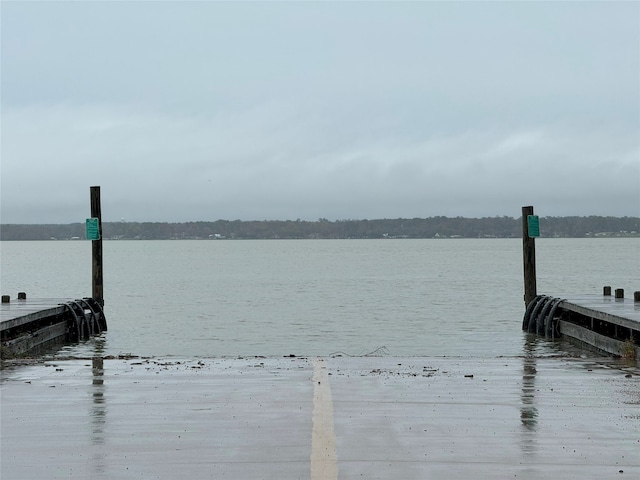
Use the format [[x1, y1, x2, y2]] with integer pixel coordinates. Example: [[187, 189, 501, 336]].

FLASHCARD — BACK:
[[1, 1, 638, 223]]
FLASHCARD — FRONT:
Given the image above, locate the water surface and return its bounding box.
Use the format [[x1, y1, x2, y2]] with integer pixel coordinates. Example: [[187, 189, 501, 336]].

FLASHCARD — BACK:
[[1, 238, 638, 358]]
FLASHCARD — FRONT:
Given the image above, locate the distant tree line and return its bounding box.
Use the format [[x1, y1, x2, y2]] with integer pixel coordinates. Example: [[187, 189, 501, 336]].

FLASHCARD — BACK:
[[1, 216, 638, 241]]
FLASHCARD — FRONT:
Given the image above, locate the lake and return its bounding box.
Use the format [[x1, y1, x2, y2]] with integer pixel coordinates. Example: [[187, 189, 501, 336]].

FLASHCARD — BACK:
[[1, 238, 638, 358]]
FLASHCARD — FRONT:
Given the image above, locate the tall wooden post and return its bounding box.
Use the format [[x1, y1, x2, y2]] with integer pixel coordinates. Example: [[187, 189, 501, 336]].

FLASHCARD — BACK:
[[90, 186, 104, 307], [522, 205, 537, 308]]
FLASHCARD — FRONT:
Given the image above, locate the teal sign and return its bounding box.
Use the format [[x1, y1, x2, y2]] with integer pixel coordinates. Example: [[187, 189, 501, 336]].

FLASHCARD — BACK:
[[86, 218, 101, 240], [527, 215, 540, 238]]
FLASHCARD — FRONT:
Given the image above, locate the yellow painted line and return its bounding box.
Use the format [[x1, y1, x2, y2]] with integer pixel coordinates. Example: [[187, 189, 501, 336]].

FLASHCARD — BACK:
[[311, 358, 338, 480]]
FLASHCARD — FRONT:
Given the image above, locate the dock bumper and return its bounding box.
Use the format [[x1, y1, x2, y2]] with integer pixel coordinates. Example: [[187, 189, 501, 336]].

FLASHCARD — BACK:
[[61, 298, 107, 342], [522, 295, 564, 339], [1, 297, 107, 357]]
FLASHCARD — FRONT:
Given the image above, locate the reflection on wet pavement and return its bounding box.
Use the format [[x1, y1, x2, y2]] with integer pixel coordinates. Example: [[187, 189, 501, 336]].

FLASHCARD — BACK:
[[1, 354, 638, 479]]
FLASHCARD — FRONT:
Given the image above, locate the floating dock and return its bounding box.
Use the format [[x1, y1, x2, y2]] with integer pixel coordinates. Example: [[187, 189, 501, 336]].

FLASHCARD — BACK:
[[0, 294, 106, 357], [523, 288, 640, 358]]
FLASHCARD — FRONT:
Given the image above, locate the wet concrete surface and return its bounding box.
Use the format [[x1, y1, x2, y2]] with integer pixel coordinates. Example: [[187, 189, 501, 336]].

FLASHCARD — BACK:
[[1, 355, 639, 479]]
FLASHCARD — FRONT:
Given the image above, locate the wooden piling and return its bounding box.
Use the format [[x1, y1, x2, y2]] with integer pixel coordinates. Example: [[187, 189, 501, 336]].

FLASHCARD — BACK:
[[634, 291, 640, 302], [522, 206, 537, 308], [615, 288, 624, 299], [90, 186, 104, 307], [18, 292, 26, 300], [603, 286, 612, 296], [2, 295, 10, 304]]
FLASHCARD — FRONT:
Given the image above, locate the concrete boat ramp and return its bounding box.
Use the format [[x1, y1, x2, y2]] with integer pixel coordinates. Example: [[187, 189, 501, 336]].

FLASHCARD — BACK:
[[1, 355, 639, 480]]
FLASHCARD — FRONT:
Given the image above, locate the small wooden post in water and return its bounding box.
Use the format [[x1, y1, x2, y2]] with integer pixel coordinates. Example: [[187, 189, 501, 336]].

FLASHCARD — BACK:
[[90, 186, 104, 307], [522, 206, 537, 308]]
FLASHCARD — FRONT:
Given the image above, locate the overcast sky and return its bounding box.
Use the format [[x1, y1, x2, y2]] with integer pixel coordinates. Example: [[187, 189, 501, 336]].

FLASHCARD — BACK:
[[1, 1, 638, 224]]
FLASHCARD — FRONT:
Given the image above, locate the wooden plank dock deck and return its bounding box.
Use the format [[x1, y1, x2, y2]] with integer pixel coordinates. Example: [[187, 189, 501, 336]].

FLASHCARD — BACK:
[[1, 298, 72, 332], [524, 291, 640, 358], [559, 295, 640, 327], [1, 296, 106, 357]]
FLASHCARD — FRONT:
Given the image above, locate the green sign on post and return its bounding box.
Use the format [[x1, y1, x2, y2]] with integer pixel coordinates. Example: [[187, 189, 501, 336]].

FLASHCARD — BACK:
[[86, 217, 100, 240], [527, 215, 540, 238]]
